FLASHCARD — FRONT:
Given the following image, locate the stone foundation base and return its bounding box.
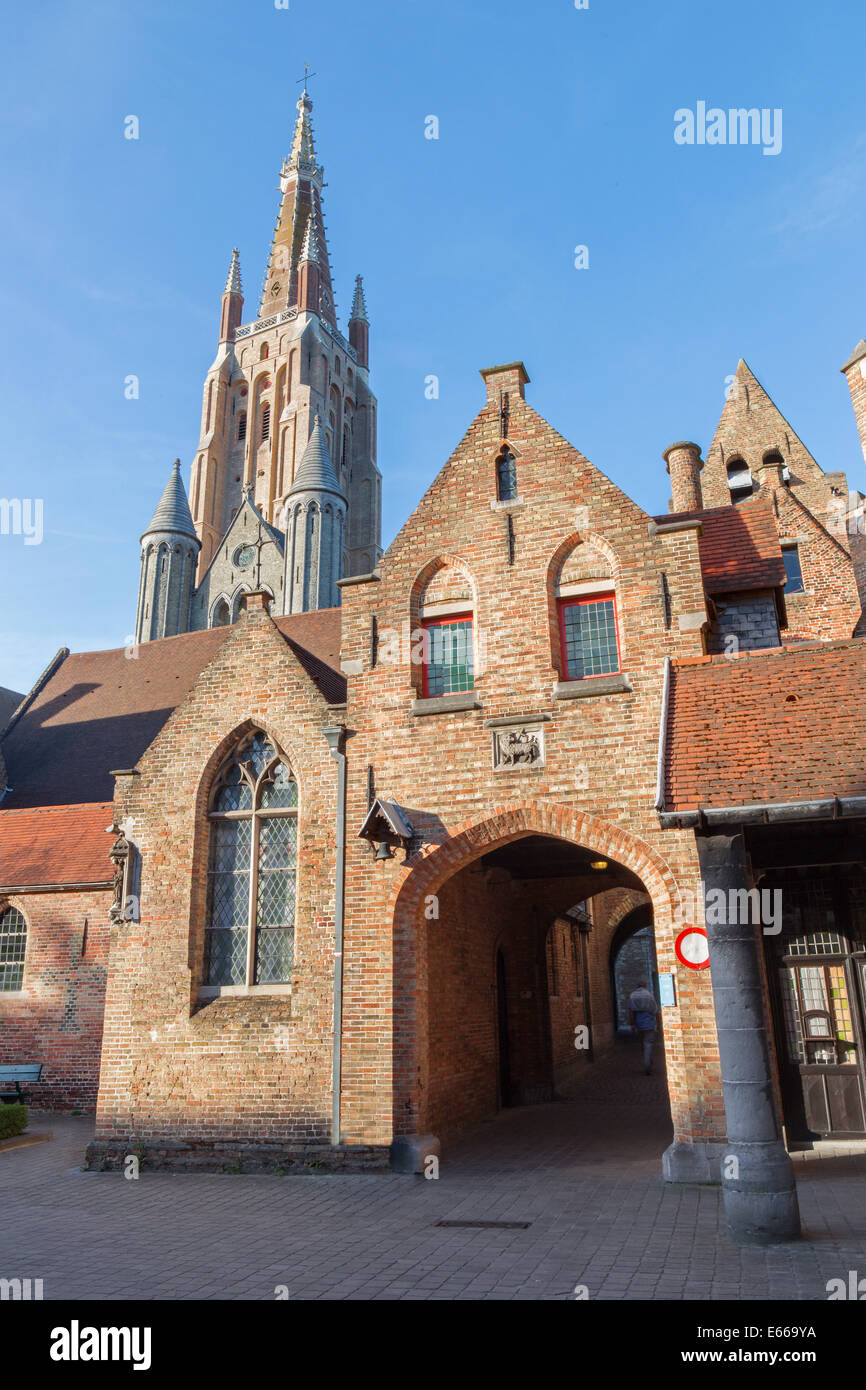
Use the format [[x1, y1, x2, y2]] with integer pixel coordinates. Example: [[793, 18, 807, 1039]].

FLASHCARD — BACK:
[[662, 1139, 726, 1184], [84, 1138, 391, 1175]]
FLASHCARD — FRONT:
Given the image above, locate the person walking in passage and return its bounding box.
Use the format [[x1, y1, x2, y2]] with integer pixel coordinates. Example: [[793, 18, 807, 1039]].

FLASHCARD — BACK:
[[628, 979, 659, 1075]]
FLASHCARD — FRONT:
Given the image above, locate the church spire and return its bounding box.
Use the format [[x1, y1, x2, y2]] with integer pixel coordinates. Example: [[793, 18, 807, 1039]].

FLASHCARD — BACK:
[[349, 273, 370, 369], [260, 92, 337, 327], [224, 247, 242, 295], [219, 248, 244, 342]]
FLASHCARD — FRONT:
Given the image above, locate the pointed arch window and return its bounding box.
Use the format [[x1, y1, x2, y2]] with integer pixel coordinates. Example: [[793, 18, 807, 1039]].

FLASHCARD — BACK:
[[0, 906, 27, 991], [261, 402, 271, 442], [496, 447, 518, 502], [237, 411, 247, 443], [211, 598, 230, 628], [204, 731, 298, 988]]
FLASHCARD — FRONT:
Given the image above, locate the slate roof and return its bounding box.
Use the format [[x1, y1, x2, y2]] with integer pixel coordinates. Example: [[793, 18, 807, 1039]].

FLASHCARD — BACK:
[[662, 638, 866, 812], [654, 501, 786, 594], [143, 460, 199, 542], [0, 609, 344, 810], [0, 803, 114, 890], [288, 416, 345, 499], [0, 686, 23, 729]]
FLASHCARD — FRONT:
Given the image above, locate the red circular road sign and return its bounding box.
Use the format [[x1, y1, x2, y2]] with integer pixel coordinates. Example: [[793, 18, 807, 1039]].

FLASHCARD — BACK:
[[675, 926, 710, 970]]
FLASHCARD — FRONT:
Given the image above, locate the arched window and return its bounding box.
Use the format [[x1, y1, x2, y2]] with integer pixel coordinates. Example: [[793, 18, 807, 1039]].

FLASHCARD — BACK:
[[261, 402, 271, 443], [496, 447, 518, 502], [237, 411, 247, 444], [554, 540, 620, 680], [418, 561, 475, 697], [260, 342, 269, 361], [0, 906, 27, 991], [204, 731, 298, 987], [211, 598, 231, 628], [727, 457, 753, 503]]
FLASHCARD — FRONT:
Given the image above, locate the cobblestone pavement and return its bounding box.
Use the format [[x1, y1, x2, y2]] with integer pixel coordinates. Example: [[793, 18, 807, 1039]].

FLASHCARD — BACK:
[[3, 1040, 866, 1300]]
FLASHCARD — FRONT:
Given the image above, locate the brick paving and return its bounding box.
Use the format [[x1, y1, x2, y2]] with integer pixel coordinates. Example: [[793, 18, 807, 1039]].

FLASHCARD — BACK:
[[3, 1039, 866, 1301]]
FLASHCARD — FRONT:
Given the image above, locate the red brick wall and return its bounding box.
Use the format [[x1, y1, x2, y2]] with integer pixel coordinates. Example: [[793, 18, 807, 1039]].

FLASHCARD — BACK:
[[94, 610, 345, 1146], [338, 371, 727, 1151], [0, 889, 110, 1109]]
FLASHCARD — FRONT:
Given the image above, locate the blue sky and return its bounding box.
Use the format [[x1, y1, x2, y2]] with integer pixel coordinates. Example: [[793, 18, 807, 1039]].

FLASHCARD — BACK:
[[1, 0, 864, 692]]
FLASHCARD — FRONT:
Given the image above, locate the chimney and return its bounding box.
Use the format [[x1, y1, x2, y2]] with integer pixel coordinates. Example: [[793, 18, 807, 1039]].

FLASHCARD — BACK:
[[841, 340, 866, 465], [663, 441, 704, 512], [479, 361, 529, 405]]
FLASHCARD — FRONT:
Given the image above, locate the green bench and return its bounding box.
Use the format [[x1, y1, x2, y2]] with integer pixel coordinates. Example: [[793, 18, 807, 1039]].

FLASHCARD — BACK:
[[0, 1064, 43, 1104]]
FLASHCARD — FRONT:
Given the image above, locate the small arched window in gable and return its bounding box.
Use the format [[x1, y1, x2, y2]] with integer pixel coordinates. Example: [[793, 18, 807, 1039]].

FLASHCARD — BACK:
[[0, 906, 27, 991], [727, 457, 753, 503], [205, 731, 298, 988], [496, 446, 518, 502], [259, 342, 269, 361]]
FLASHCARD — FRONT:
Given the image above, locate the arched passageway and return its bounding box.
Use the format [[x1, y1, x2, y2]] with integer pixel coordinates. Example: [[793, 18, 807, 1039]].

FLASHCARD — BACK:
[[609, 903, 657, 1033], [390, 810, 677, 1152]]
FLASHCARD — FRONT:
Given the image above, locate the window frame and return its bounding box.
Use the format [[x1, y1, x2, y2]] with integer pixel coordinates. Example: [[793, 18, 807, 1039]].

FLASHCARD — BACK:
[[420, 611, 475, 698], [202, 733, 299, 995], [781, 542, 805, 595], [0, 904, 27, 993], [557, 590, 621, 681], [496, 448, 518, 502]]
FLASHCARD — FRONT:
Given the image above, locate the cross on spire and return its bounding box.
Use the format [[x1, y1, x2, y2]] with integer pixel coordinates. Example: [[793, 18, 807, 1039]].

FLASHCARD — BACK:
[[296, 62, 316, 95]]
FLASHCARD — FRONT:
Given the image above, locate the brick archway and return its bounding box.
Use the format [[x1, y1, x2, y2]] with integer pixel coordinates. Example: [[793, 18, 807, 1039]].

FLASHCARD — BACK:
[[387, 801, 682, 1137]]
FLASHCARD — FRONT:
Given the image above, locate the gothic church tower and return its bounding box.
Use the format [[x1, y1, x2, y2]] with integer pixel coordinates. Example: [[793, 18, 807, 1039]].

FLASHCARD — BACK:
[[135, 88, 381, 639]]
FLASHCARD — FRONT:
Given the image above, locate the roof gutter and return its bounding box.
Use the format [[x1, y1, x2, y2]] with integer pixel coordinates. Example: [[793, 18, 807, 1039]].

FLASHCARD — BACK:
[[0, 880, 113, 894], [659, 794, 866, 832], [654, 656, 671, 812]]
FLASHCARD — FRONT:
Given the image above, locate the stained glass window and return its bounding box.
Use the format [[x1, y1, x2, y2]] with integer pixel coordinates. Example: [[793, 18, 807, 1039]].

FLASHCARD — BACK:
[[0, 907, 27, 991], [559, 595, 619, 680], [422, 617, 474, 697], [204, 733, 297, 987]]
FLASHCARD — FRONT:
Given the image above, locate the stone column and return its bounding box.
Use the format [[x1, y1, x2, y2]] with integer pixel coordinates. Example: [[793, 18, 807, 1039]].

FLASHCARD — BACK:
[[698, 831, 800, 1243]]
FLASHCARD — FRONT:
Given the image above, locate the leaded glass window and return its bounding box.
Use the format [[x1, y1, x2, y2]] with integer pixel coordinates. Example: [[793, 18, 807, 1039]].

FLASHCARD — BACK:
[[422, 616, 474, 696], [496, 448, 518, 502], [559, 594, 619, 680], [0, 906, 27, 991], [205, 731, 298, 987]]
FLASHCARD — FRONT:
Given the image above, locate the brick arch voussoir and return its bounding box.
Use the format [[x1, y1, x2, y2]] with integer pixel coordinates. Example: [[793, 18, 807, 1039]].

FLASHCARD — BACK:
[[389, 801, 678, 929]]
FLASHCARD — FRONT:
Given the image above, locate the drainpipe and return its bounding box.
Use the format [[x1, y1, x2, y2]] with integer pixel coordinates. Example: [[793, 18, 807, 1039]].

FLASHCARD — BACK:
[[323, 725, 346, 1145]]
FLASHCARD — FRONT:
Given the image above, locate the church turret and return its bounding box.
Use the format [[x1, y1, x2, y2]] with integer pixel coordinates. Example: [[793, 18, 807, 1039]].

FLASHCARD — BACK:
[[135, 460, 201, 643], [284, 414, 347, 611], [219, 248, 244, 343], [348, 274, 369, 369]]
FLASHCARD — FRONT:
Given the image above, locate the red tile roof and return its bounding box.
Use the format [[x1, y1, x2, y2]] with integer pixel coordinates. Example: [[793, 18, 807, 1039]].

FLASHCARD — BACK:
[[0, 803, 114, 889], [1, 610, 344, 809], [663, 638, 866, 811], [655, 501, 786, 594]]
